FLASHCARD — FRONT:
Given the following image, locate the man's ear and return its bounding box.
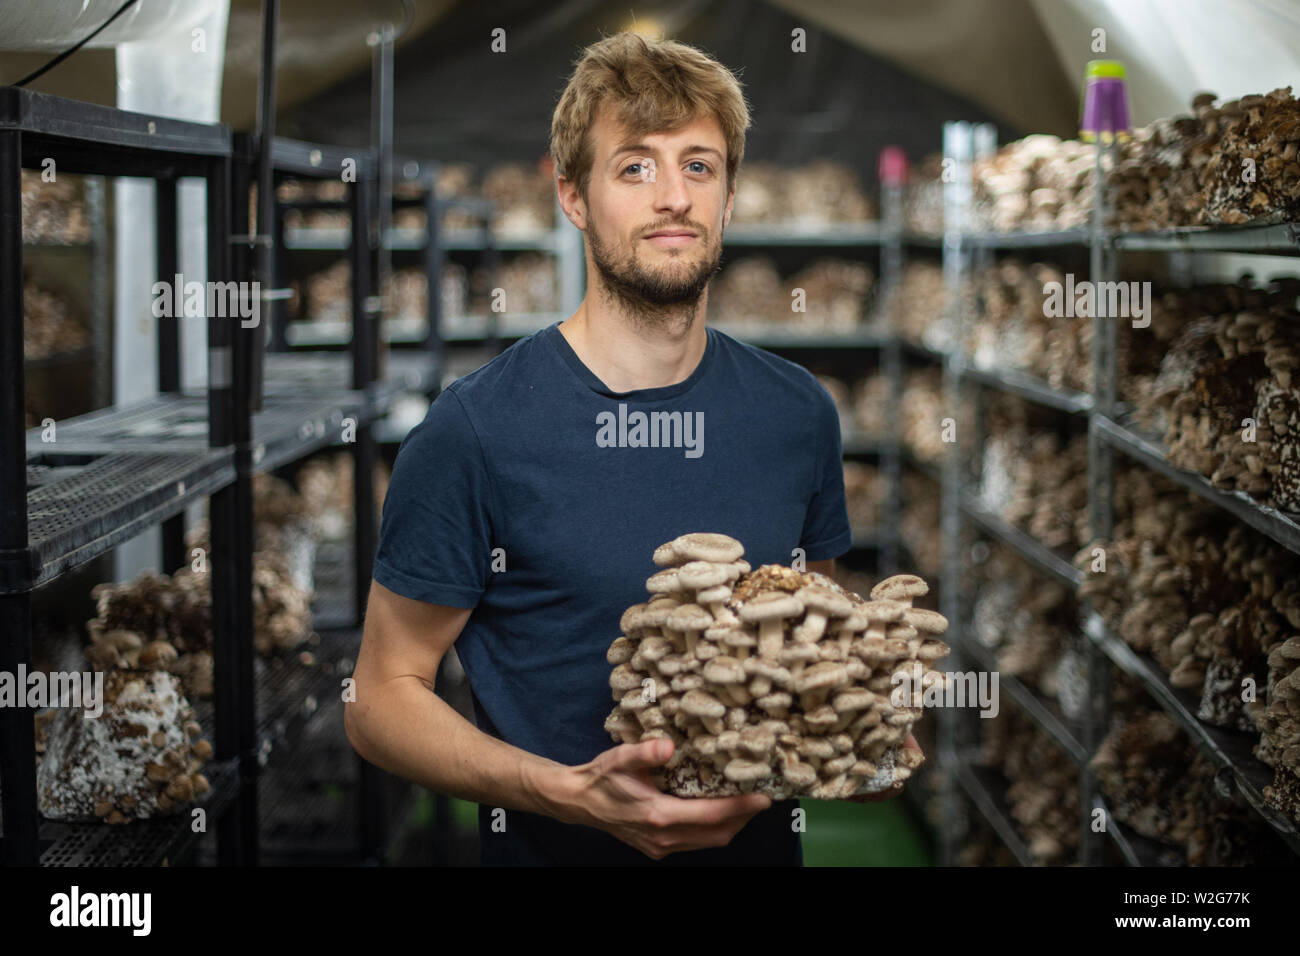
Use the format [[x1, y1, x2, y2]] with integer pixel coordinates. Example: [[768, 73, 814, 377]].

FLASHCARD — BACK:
[[557, 175, 587, 231], [723, 181, 735, 228]]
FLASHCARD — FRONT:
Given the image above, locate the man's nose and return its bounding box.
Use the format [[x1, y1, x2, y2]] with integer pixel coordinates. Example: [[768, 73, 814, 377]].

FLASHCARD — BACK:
[[652, 164, 691, 216]]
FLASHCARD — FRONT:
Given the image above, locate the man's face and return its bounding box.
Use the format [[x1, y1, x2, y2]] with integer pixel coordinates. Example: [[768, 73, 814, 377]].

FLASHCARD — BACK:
[[577, 107, 733, 313]]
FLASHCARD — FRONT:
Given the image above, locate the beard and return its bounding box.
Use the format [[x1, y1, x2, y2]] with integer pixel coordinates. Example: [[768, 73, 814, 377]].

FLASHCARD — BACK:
[[587, 215, 723, 325]]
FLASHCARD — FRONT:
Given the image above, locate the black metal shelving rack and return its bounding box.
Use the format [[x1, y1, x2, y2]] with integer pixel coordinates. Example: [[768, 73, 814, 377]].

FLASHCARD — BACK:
[[914, 117, 1300, 865], [0, 86, 246, 866], [246, 132, 413, 863]]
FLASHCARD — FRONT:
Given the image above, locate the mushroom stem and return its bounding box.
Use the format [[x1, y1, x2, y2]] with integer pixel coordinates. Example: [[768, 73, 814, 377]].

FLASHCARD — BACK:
[[796, 610, 829, 643], [758, 621, 784, 658]]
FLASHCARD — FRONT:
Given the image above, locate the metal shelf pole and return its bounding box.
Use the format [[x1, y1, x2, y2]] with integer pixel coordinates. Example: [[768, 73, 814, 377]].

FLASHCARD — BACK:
[[880, 178, 903, 575], [423, 166, 446, 390], [157, 176, 186, 574], [212, 150, 256, 866], [1082, 139, 1120, 866], [936, 120, 974, 867], [0, 126, 38, 865]]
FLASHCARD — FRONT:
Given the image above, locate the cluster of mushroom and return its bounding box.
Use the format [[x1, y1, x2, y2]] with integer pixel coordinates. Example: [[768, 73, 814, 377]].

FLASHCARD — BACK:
[[1142, 288, 1300, 511], [1076, 472, 1300, 825], [1092, 708, 1291, 865], [978, 410, 1090, 551], [37, 669, 212, 824], [89, 570, 213, 698], [971, 134, 1096, 232], [978, 709, 1080, 865], [604, 533, 949, 800], [1108, 88, 1300, 229]]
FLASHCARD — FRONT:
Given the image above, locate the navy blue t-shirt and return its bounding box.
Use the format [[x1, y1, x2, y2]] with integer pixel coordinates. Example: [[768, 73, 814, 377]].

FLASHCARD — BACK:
[[373, 320, 853, 865]]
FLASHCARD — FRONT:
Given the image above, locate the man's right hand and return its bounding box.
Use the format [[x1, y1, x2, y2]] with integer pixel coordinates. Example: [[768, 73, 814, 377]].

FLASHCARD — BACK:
[[539, 738, 772, 860]]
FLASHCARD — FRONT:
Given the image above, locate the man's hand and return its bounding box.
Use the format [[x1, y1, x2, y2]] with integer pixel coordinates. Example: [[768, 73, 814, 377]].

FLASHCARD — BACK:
[[543, 738, 771, 860], [846, 732, 924, 804]]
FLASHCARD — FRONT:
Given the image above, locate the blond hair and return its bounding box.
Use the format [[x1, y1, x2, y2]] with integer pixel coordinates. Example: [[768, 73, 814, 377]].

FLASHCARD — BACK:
[[550, 32, 750, 199]]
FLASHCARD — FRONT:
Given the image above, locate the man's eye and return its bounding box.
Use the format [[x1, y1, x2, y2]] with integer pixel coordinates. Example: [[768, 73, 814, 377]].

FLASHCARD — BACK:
[[624, 163, 643, 177], [687, 161, 710, 174]]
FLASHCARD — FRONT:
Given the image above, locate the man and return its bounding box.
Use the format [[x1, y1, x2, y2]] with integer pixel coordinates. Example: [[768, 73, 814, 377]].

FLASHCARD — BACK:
[[345, 31, 903, 866]]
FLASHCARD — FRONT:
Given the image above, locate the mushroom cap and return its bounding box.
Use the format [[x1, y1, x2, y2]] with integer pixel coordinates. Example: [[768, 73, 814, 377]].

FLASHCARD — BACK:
[[831, 687, 876, 713], [870, 574, 929, 602], [703, 623, 739, 641], [862, 599, 907, 623], [703, 656, 746, 684], [738, 725, 777, 758], [795, 584, 854, 617], [740, 590, 805, 623], [693, 734, 718, 756], [604, 709, 639, 736], [669, 532, 745, 565], [755, 691, 793, 713], [803, 704, 839, 730], [886, 624, 919, 642], [917, 640, 950, 662], [696, 584, 733, 605], [794, 660, 850, 694], [676, 561, 734, 590], [606, 636, 637, 665], [882, 638, 912, 659], [744, 658, 792, 684], [671, 673, 706, 693], [680, 688, 726, 718], [722, 630, 758, 651], [620, 688, 652, 711], [781, 761, 818, 788], [656, 654, 691, 676], [903, 608, 948, 635], [798, 737, 836, 759], [638, 636, 673, 662], [694, 641, 722, 660], [668, 603, 714, 632], [651, 541, 680, 568], [620, 602, 649, 634], [641, 597, 682, 627], [645, 568, 685, 595], [836, 607, 871, 632], [724, 757, 772, 783], [780, 643, 821, 666], [638, 706, 668, 729], [609, 664, 643, 694]]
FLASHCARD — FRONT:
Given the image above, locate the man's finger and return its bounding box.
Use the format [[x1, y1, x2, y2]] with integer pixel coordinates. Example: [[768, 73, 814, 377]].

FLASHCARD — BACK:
[[654, 792, 770, 826], [604, 738, 674, 771]]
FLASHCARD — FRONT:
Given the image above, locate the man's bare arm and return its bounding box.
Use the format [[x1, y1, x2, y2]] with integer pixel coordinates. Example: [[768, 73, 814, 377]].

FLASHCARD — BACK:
[[343, 580, 771, 859], [808, 558, 835, 580], [344, 580, 563, 810]]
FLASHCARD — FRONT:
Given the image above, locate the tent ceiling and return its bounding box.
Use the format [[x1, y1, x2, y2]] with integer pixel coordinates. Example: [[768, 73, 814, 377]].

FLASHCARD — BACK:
[[3, 0, 1298, 144], [766, 0, 1078, 137]]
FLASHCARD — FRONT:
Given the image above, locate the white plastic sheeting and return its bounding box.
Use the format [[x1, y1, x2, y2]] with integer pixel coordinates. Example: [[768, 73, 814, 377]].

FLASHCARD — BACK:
[[111, 2, 230, 579], [1031, 0, 1300, 126]]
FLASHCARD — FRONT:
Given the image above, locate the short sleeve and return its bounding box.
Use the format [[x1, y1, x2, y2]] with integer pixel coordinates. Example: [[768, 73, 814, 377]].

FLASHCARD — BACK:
[[372, 387, 495, 608], [799, 386, 853, 562]]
